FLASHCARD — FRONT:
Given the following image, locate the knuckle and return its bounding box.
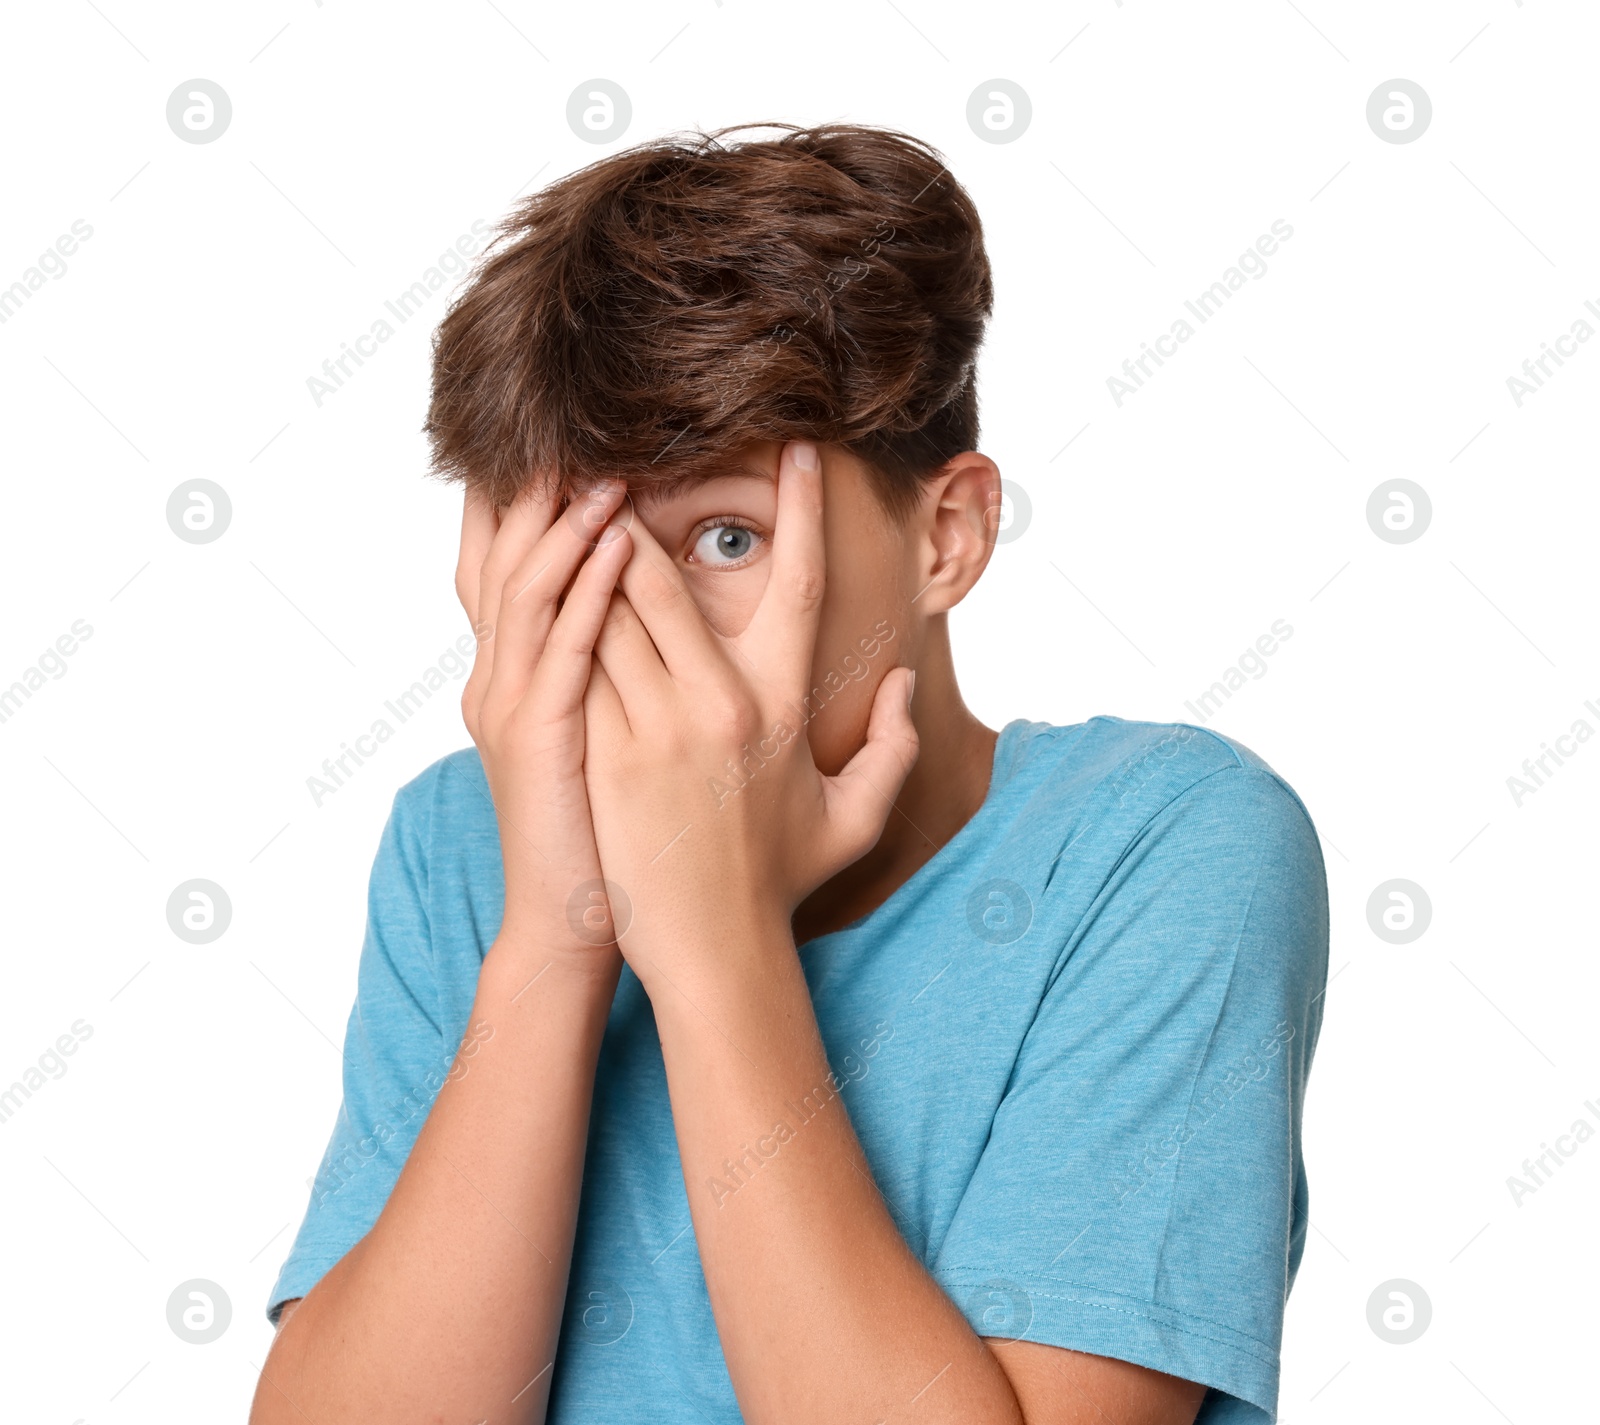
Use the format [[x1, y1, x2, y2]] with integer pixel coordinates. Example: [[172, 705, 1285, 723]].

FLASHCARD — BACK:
[[504, 699, 548, 740], [453, 565, 476, 614], [706, 691, 760, 742], [789, 567, 826, 607], [833, 795, 881, 854], [546, 625, 594, 662], [522, 548, 571, 606], [478, 545, 522, 599], [476, 708, 506, 756]]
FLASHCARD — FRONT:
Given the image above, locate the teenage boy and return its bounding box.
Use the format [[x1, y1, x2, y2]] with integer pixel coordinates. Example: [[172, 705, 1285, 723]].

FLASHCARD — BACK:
[[252, 124, 1328, 1425]]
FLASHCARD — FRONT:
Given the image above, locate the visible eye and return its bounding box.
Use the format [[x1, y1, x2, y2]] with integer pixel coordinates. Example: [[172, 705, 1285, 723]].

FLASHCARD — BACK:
[[688, 519, 765, 569]]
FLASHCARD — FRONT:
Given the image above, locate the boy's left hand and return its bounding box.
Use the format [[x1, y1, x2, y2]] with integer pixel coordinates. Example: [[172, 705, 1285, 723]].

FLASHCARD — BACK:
[[579, 440, 919, 988]]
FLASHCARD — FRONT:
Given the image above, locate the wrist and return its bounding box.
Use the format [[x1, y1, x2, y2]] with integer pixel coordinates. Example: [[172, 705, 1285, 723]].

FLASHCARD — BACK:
[[496, 888, 627, 963], [625, 906, 799, 1007], [481, 931, 624, 1007]]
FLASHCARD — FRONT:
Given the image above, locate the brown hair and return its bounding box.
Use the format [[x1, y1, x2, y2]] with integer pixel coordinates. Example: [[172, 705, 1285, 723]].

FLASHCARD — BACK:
[[424, 122, 993, 514]]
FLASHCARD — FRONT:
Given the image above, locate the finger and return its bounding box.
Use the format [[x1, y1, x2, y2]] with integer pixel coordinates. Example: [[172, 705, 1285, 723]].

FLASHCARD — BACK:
[[526, 524, 633, 719], [506, 483, 626, 613], [487, 482, 629, 711], [582, 652, 631, 742], [476, 479, 561, 648], [458, 488, 505, 741], [592, 591, 672, 726], [455, 487, 499, 627], [741, 440, 825, 692], [614, 514, 726, 684], [823, 667, 920, 862]]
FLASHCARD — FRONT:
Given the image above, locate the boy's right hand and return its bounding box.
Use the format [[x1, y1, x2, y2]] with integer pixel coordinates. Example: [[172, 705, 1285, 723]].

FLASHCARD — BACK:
[[455, 478, 633, 964]]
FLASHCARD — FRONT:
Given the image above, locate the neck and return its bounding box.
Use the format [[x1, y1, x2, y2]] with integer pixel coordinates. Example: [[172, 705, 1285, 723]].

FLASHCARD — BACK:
[[793, 628, 998, 946]]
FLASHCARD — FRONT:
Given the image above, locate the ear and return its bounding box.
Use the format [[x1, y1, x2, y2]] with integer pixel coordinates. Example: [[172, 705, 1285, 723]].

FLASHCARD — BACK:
[[910, 451, 1003, 615]]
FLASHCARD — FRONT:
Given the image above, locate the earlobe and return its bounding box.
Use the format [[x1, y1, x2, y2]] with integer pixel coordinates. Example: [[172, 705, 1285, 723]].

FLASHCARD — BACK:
[[915, 452, 1002, 615]]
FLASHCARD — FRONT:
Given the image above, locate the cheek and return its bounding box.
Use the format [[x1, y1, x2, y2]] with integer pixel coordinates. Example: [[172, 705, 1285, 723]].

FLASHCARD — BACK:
[[686, 568, 769, 639], [798, 547, 907, 773], [803, 675, 878, 777], [803, 618, 891, 777]]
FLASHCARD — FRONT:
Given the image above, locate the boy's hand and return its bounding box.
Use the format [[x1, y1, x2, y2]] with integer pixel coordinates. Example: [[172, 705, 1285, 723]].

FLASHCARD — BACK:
[[580, 441, 919, 986], [456, 478, 633, 961]]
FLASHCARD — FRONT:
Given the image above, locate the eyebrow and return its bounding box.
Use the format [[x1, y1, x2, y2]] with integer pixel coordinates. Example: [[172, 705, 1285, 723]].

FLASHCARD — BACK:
[[631, 462, 776, 510]]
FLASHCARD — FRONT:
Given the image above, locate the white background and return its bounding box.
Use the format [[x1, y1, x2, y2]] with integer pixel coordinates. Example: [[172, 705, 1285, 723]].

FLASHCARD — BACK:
[[1, 0, 1594, 1420]]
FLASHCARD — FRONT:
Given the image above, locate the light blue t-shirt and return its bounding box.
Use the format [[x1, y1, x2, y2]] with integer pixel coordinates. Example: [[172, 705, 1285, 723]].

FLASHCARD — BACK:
[[271, 717, 1328, 1423]]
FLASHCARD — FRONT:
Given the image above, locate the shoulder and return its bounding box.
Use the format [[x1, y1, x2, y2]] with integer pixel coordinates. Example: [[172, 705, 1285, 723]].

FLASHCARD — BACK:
[[390, 745, 490, 824], [999, 719, 1329, 1015], [1002, 714, 1319, 845], [380, 746, 495, 869], [992, 718, 1327, 954], [362, 747, 500, 968]]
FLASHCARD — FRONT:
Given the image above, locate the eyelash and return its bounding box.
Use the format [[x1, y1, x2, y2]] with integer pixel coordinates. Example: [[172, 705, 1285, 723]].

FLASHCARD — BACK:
[[685, 516, 766, 569]]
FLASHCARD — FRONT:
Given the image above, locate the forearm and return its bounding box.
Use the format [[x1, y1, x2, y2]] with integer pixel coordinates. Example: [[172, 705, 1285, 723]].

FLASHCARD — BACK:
[[642, 925, 1024, 1425], [252, 938, 619, 1425]]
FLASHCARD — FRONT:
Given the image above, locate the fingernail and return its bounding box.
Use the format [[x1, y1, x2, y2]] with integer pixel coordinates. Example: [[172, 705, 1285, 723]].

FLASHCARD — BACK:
[[599, 523, 625, 545], [790, 440, 820, 472], [905, 668, 917, 707]]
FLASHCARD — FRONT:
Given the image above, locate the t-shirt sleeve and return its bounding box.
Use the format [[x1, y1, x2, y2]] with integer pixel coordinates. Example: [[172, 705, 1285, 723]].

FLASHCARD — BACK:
[[267, 774, 454, 1322], [931, 764, 1329, 1424]]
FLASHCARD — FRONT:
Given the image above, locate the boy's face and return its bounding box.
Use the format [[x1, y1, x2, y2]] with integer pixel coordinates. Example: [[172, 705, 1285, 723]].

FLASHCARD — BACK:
[[626, 441, 916, 776]]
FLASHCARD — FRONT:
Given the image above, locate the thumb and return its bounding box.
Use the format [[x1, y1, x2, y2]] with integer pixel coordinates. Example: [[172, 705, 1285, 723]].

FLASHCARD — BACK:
[[823, 666, 920, 861]]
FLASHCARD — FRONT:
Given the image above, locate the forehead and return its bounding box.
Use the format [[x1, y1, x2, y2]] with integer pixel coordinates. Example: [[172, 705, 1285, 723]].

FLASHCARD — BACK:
[[625, 447, 780, 514]]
